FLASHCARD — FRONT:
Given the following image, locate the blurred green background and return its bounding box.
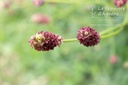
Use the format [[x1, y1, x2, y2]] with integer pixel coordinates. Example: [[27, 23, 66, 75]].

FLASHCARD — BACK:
[[0, 0, 128, 85]]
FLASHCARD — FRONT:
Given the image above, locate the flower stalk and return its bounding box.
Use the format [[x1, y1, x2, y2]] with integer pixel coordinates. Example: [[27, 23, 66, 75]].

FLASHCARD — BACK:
[[100, 5, 128, 36], [63, 39, 77, 43]]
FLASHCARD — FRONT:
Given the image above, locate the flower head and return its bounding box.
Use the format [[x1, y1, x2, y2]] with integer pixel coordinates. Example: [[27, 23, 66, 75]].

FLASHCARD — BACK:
[[76, 27, 100, 47], [33, 0, 44, 6], [29, 31, 62, 51], [114, 0, 127, 7]]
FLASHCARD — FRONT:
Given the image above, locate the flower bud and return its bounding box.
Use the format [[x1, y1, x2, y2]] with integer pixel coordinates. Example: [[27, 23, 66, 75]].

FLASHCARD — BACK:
[[76, 27, 100, 47], [29, 31, 62, 51]]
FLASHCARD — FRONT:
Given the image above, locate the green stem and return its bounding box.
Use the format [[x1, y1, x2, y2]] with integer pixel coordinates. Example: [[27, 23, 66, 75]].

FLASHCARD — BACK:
[[100, 26, 124, 39], [100, 6, 128, 36], [63, 38, 77, 42], [100, 17, 127, 36]]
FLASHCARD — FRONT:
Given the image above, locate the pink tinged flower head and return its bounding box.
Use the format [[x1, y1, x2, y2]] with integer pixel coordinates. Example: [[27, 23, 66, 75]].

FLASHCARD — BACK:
[[109, 55, 118, 64], [114, 0, 127, 7], [28, 31, 62, 51], [33, 0, 44, 6], [76, 27, 100, 47], [31, 13, 50, 24]]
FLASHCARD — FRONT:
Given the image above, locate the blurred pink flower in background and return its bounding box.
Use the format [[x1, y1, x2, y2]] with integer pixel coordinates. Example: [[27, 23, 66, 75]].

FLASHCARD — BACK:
[[109, 55, 118, 64], [114, 0, 127, 7], [33, 0, 44, 6], [1, 0, 12, 9], [31, 13, 50, 24]]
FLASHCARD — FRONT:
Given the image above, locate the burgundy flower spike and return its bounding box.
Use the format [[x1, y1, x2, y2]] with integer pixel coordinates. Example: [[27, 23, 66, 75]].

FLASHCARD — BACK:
[[29, 31, 62, 51], [114, 0, 127, 7], [76, 27, 100, 47]]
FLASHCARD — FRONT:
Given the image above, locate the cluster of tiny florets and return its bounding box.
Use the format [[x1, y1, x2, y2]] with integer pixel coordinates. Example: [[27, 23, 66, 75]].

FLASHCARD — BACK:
[[29, 31, 62, 51], [76, 27, 100, 47]]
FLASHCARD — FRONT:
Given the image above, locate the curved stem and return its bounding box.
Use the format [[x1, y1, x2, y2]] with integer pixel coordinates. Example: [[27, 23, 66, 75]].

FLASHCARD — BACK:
[[100, 17, 127, 36], [100, 26, 124, 39], [100, 6, 128, 36], [100, 24, 120, 35]]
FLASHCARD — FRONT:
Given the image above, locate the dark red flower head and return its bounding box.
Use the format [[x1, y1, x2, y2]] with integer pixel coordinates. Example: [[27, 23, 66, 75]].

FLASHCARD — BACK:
[[29, 31, 62, 51], [114, 0, 127, 7], [76, 27, 100, 47], [33, 0, 44, 6]]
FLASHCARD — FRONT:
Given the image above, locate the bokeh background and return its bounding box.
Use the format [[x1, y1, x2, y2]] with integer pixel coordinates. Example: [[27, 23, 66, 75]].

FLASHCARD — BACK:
[[0, 0, 128, 85]]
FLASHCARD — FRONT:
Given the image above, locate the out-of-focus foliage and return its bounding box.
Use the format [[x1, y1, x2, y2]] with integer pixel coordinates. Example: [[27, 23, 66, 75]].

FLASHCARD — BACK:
[[0, 0, 128, 85]]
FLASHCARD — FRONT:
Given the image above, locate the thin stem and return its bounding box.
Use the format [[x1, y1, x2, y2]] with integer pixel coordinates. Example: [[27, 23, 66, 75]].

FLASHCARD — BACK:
[[100, 26, 124, 39], [100, 6, 128, 36], [100, 24, 120, 35], [100, 6, 128, 38], [63, 38, 77, 42], [100, 17, 127, 36]]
